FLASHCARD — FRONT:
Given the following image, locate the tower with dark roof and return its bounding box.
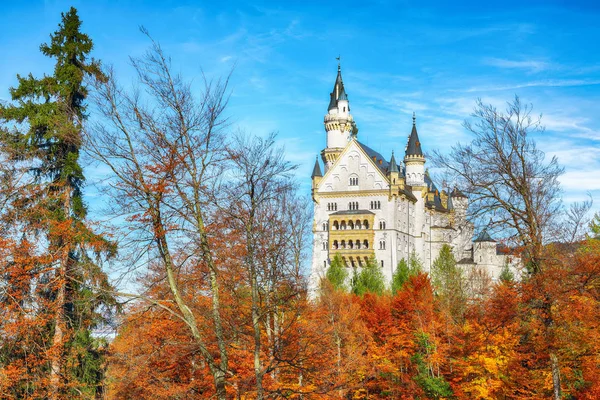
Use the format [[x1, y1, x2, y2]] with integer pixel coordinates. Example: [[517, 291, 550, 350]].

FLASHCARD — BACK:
[[404, 113, 426, 187], [322, 63, 357, 171]]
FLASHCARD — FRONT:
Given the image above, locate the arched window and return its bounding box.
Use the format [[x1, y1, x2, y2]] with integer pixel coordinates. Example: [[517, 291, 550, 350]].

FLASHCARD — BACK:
[[349, 241, 354, 249], [370, 201, 373, 209], [333, 221, 339, 230], [356, 219, 361, 229], [356, 240, 361, 249], [363, 240, 369, 249], [381, 260, 384, 268], [379, 221, 386, 230], [341, 221, 346, 230], [322, 242, 326, 250], [341, 240, 346, 249], [363, 220, 369, 229], [349, 221, 354, 230], [333, 240, 338, 249], [378, 201, 381, 209]]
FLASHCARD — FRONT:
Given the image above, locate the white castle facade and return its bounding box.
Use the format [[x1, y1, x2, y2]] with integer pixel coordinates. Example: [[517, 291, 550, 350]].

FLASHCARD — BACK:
[[309, 65, 511, 291]]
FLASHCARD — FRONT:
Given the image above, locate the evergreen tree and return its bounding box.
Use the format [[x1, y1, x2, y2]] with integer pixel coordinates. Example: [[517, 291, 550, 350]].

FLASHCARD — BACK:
[[326, 253, 349, 291], [392, 258, 410, 293], [0, 7, 115, 398], [392, 252, 423, 293], [431, 244, 466, 321], [589, 212, 600, 239], [352, 256, 386, 296], [499, 262, 515, 283]]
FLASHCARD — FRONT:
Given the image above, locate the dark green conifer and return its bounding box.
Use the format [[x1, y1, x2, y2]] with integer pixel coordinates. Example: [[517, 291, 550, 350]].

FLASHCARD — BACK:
[[0, 7, 115, 398]]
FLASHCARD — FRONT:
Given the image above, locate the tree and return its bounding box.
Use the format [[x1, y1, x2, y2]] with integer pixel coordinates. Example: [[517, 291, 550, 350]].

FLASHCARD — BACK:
[[88, 33, 231, 399], [433, 97, 565, 398], [223, 132, 303, 398], [352, 256, 386, 296], [434, 96, 563, 273], [326, 253, 349, 291], [391, 253, 421, 294], [0, 7, 115, 398], [499, 262, 515, 283], [431, 244, 466, 322]]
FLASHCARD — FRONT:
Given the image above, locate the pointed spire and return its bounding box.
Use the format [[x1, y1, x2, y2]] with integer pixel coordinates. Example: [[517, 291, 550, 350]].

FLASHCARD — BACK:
[[388, 151, 399, 173], [405, 112, 423, 157], [474, 226, 496, 242], [311, 156, 323, 178], [451, 187, 467, 198], [447, 194, 454, 210], [328, 62, 348, 110]]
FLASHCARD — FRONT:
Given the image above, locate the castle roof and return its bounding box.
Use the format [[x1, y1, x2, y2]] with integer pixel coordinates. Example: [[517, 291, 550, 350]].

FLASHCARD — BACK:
[[328, 64, 349, 110], [451, 187, 468, 198], [405, 113, 424, 157], [387, 151, 399, 173], [474, 228, 496, 242], [311, 156, 323, 178], [357, 141, 390, 173]]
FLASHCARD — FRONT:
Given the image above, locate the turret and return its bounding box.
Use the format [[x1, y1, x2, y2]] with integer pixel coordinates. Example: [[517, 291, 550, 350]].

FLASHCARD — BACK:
[[311, 156, 323, 201], [387, 151, 401, 196], [404, 113, 425, 187], [450, 187, 468, 219], [322, 63, 357, 170], [473, 226, 497, 265]]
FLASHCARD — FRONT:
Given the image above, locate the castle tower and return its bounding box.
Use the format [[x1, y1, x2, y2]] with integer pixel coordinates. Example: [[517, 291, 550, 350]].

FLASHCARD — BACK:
[[404, 113, 425, 187], [311, 156, 323, 201], [322, 63, 357, 171]]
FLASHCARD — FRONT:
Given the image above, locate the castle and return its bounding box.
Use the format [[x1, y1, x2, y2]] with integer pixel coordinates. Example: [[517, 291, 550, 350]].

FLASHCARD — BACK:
[[309, 64, 512, 291]]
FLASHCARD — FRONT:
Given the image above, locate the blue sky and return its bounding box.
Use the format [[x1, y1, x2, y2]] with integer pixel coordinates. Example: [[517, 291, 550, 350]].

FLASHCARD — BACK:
[[2, 0, 600, 215]]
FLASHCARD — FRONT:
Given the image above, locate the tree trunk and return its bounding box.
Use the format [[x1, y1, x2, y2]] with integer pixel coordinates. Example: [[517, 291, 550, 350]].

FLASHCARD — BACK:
[[49, 186, 72, 399], [550, 352, 561, 400], [155, 218, 227, 400]]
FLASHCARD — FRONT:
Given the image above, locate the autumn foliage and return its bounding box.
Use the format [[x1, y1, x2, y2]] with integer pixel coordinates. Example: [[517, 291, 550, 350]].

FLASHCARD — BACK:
[[2, 7, 600, 400]]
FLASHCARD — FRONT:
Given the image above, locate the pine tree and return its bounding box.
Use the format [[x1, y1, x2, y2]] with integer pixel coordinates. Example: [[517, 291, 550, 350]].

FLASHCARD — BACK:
[[326, 253, 349, 291], [0, 7, 115, 398], [392, 253, 423, 293], [431, 244, 466, 321], [352, 256, 386, 296], [499, 262, 515, 283]]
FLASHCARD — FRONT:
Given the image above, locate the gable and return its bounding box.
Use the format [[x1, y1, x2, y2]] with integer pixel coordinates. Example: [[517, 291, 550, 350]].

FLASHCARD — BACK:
[[318, 140, 390, 193]]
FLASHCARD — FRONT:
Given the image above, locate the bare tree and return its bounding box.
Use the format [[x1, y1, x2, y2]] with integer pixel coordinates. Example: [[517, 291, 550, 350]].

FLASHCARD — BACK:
[[560, 195, 593, 244], [433, 96, 563, 273], [222, 132, 300, 398], [87, 34, 231, 399], [433, 96, 565, 399]]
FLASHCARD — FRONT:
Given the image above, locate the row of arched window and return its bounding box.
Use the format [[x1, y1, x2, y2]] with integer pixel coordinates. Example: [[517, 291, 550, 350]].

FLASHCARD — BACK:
[[327, 202, 338, 211], [349, 177, 358, 186], [379, 221, 386, 230], [348, 201, 359, 210], [332, 219, 370, 230], [332, 239, 369, 250], [379, 241, 386, 250]]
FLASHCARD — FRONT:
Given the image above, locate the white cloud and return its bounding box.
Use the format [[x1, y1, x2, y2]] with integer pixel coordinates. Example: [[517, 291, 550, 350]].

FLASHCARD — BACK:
[[462, 79, 600, 93], [484, 57, 550, 73]]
